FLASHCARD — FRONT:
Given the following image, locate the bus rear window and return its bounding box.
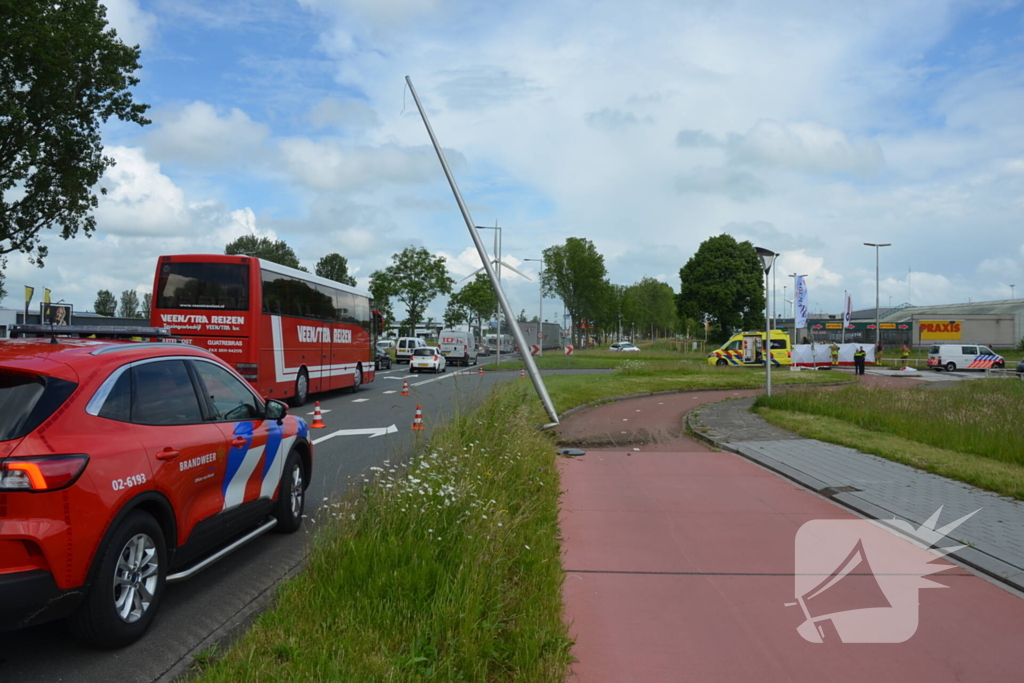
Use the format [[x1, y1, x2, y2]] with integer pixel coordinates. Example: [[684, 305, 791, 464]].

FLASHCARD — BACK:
[[157, 262, 249, 311]]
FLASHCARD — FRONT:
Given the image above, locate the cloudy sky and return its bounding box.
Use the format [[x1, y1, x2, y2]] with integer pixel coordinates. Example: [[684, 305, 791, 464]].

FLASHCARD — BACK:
[[5, 0, 1024, 323]]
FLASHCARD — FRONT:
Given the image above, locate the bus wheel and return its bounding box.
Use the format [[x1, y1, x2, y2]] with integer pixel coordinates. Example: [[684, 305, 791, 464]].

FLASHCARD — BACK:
[[716, 359, 728, 367], [290, 369, 309, 407], [350, 366, 362, 393]]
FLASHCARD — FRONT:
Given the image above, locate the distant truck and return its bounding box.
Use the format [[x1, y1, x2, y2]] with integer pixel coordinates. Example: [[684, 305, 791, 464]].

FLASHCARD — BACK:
[[438, 329, 478, 366], [516, 322, 563, 352], [707, 330, 792, 366]]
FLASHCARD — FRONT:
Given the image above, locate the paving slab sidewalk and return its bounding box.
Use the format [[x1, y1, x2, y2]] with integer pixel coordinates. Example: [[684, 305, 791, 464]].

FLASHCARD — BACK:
[[688, 397, 1024, 591], [558, 390, 1024, 683]]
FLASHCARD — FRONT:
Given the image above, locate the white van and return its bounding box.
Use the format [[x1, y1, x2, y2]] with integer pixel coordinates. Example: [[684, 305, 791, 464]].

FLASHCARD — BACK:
[[437, 329, 478, 366], [927, 344, 1005, 371], [395, 337, 428, 364]]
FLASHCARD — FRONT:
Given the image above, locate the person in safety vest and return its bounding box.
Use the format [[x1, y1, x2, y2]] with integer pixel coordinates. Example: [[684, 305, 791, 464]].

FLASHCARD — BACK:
[[854, 346, 867, 375], [901, 345, 910, 360], [829, 342, 840, 366]]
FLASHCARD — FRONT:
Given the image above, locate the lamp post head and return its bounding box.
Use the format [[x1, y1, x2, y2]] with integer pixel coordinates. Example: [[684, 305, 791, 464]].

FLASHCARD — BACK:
[[754, 247, 778, 274]]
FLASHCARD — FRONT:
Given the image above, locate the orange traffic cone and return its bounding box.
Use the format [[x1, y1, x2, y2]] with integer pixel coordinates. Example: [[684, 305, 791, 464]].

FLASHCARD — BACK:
[[519, 368, 525, 379], [400, 378, 410, 396], [310, 401, 326, 429], [411, 403, 426, 431], [478, 364, 484, 375]]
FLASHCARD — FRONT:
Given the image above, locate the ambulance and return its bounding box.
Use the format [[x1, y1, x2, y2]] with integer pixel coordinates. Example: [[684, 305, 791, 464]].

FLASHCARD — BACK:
[[707, 330, 792, 366]]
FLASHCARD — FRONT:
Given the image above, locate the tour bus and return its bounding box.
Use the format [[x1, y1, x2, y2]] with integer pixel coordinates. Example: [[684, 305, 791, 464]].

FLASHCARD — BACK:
[[151, 254, 382, 406]]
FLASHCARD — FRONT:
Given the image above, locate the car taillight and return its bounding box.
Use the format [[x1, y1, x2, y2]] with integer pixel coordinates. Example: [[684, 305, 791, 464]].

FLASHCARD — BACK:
[[236, 363, 258, 381], [0, 455, 89, 492], [433, 355, 439, 361]]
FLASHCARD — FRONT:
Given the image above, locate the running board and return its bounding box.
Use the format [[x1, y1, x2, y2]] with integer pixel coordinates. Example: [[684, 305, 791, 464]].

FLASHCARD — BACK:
[[166, 518, 278, 584]]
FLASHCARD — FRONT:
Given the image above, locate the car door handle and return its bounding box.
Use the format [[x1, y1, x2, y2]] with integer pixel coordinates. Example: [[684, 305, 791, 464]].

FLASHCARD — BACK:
[[231, 437, 248, 448], [156, 447, 180, 461]]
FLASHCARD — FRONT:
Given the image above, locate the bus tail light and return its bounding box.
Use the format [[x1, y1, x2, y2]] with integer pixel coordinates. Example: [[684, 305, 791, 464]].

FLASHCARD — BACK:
[[236, 363, 259, 381], [0, 455, 89, 492]]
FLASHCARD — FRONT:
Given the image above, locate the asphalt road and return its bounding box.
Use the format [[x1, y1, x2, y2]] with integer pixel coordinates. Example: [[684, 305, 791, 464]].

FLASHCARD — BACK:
[[0, 354, 533, 683]]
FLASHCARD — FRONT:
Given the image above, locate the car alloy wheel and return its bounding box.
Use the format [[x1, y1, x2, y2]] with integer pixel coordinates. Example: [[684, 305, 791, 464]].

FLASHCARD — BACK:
[[114, 533, 160, 624]]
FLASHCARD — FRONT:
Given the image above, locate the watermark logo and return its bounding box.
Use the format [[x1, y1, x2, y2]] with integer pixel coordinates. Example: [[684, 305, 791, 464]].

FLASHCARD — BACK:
[[788, 507, 978, 643]]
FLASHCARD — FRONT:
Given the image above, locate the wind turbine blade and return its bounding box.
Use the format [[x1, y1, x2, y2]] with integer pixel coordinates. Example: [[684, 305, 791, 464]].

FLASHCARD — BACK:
[[498, 261, 532, 281], [459, 265, 487, 282]]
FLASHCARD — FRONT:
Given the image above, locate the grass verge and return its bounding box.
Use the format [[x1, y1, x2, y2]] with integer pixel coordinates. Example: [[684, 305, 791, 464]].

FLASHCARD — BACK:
[[754, 380, 1024, 466], [198, 389, 572, 682], [489, 348, 709, 369], [755, 407, 1024, 500]]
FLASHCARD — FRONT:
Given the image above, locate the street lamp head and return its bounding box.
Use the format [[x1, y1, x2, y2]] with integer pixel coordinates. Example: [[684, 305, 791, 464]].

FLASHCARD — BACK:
[[754, 247, 778, 274], [863, 242, 892, 247]]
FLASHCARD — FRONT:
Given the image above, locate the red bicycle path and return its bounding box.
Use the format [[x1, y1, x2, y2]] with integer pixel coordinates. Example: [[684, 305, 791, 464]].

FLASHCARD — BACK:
[[556, 379, 1024, 682]]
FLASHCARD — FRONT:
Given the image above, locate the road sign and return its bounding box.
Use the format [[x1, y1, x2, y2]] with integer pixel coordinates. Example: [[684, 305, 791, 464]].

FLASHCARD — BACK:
[[564, 345, 574, 355], [530, 344, 540, 355]]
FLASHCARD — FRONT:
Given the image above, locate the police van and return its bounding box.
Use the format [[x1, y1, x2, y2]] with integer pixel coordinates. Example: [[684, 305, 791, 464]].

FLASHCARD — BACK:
[[927, 344, 1004, 372], [437, 329, 478, 366], [708, 330, 792, 366]]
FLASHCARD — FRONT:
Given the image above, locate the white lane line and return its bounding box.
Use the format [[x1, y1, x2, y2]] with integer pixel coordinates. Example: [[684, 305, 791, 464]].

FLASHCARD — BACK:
[[382, 390, 396, 395], [352, 398, 369, 403], [312, 424, 398, 444], [410, 368, 479, 387], [306, 408, 333, 415]]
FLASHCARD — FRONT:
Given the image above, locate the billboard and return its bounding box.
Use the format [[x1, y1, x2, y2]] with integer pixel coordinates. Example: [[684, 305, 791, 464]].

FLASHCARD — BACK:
[[41, 302, 73, 326], [918, 320, 962, 340]]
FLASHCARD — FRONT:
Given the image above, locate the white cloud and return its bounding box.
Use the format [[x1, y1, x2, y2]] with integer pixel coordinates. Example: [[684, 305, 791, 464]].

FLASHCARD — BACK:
[[726, 120, 885, 176], [278, 139, 458, 191], [101, 0, 156, 47], [145, 102, 270, 165], [308, 98, 380, 129], [976, 257, 1022, 278]]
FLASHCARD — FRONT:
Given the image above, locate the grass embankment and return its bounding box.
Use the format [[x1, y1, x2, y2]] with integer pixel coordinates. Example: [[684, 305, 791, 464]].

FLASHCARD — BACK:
[[535, 360, 850, 415], [755, 380, 1024, 499], [492, 347, 713, 370], [198, 390, 571, 682]]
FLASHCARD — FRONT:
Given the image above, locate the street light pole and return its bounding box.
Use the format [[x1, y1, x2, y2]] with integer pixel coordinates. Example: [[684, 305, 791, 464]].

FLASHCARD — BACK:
[[755, 247, 779, 397], [524, 258, 544, 355], [1011, 284, 1016, 300], [864, 242, 891, 350]]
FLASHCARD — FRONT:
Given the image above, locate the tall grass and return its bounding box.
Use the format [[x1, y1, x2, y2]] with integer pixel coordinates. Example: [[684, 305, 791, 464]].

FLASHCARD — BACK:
[[199, 389, 572, 682], [755, 380, 1024, 466]]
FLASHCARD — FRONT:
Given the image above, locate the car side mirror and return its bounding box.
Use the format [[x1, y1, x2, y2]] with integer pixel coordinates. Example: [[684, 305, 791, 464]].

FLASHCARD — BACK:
[[266, 399, 288, 423]]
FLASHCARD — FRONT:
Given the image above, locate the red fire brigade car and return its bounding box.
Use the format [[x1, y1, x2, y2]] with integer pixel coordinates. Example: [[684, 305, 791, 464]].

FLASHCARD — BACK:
[[0, 326, 312, 648]]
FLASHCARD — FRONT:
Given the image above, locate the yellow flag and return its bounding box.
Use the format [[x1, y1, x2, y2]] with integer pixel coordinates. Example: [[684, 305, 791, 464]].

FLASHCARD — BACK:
[[44, 288, 51, 304], [24, 286, 34, 304]]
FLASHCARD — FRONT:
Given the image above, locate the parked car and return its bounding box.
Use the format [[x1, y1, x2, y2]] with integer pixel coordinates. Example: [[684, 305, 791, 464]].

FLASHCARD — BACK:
[[0, 326, 311, 648], [609, 342, 640, 352], [477, 343, 491, 356], [376, 339, 396, 349], [375, 344, 392, 370], [926, 344, 1005, 371], [1015, 358, 1024, 374], [410, 347, 446, 373], [395, 337, 428, 363]]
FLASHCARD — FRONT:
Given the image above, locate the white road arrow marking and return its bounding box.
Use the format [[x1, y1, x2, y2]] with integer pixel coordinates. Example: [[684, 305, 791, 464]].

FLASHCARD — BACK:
[[306, 408, 333, 415], [312, 424, 398, 444], [382, 390, 396, 395], [352, 398, 369, 403]]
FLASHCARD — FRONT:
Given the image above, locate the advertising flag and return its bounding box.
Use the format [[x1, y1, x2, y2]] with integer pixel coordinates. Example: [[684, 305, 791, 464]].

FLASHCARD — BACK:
[[795, 276, 809, 329], [43, 288, 51, 304], [24, 286, 34, 304], [844, 292, 852, 327]]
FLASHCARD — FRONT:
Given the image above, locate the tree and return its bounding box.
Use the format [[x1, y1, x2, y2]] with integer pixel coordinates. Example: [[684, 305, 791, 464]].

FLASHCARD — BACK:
[[94, 289, 116, 316], [141, 292, 152, 320], [517, 309, 528, 322], [1, 1, 150, 276], [453, 272, 498, 337], [622, 277, 678, 339], [677, 234, 765, 340], [369, 278, 394, 328], [369, 247, 454, 333], [444, 291, 469, 328], [315, 253, 357, 286], [0, 269, 6, 304], [541, 238, 607, 346], [225, 235, 302, 269], [119, 289, 139, 318]]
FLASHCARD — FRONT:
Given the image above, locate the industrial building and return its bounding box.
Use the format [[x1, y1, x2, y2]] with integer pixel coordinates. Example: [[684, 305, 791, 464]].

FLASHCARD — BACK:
[[881, 300, 1024, 349]]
